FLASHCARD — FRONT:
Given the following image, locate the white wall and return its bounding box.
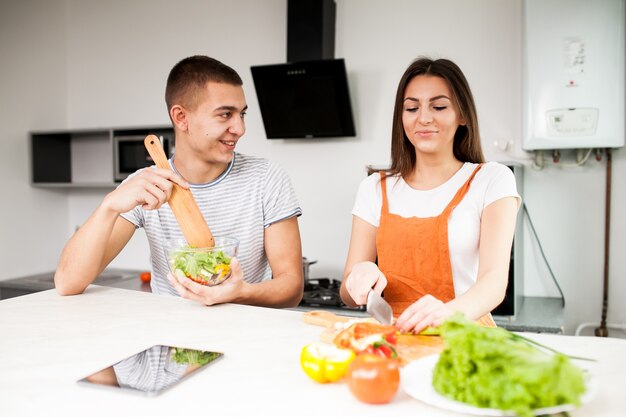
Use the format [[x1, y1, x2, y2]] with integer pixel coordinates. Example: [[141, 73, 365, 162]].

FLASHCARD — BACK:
[[0, 0, 70, 279], [2, 0, 625, 336]]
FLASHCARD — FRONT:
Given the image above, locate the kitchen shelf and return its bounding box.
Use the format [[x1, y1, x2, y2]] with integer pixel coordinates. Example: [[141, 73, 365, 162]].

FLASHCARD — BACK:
[[30, 126, 173, 188]]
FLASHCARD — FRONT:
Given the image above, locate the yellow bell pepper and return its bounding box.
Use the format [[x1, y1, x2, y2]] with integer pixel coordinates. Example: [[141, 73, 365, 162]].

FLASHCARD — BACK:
[[215, 263, 231, 278], [300, 342, 355, 383]]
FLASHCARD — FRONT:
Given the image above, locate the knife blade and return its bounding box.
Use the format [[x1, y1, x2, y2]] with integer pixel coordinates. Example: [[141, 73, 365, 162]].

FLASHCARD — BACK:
[[366, 290, 393, 325]]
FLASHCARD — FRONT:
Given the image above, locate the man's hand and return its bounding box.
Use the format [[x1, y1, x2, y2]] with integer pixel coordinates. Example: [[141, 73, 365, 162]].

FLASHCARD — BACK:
[[103, 167, 189, 214], [344, 261, 388, 305], [168, 258, 250, 306]]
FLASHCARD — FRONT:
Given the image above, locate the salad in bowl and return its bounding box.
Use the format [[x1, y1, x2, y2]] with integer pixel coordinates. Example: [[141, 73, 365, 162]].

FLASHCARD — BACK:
[[165, 237, 239, 286]]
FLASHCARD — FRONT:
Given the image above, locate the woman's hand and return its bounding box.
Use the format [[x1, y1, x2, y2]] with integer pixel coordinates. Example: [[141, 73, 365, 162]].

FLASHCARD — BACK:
[[168, 257, 250, 306], [395, 294, 455, 333], [344, 261, 387, 305], [102, 167, 189, 214]]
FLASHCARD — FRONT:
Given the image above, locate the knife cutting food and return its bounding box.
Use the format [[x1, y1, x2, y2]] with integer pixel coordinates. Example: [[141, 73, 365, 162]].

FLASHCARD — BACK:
[[366, 289, 393, 325]]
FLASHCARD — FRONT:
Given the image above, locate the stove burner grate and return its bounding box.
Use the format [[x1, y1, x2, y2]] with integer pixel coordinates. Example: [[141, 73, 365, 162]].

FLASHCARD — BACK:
[[300, 278, 365, 311]]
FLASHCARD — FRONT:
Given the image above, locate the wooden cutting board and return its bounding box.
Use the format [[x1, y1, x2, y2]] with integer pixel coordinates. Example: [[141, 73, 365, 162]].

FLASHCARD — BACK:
[[302, 311, 443, 365]]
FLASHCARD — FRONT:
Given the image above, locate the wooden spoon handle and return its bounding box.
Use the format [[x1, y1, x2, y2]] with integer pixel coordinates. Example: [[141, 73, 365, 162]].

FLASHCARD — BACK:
[[144, 135, 215, 248]]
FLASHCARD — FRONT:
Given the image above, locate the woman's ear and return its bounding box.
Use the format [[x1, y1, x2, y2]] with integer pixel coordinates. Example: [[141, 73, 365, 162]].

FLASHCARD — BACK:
[[170, 105, 188, 132]]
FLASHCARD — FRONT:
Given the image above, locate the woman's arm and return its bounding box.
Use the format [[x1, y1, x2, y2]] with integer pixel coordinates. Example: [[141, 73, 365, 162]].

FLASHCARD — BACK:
[[340, 216, 386, 307], [446, 196, 519, 317]]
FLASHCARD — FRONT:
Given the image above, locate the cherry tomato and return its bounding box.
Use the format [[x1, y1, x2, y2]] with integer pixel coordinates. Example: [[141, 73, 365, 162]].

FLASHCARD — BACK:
[[139, 271, 151, 283], [359, 343, 396, 359], [346, 354, 400, 404], [384, 332, 397, 345], [376, 344, 393, 359]]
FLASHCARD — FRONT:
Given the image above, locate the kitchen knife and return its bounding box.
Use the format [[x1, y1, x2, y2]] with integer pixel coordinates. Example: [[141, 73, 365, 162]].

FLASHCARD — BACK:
[[366, 290, 393, 325]]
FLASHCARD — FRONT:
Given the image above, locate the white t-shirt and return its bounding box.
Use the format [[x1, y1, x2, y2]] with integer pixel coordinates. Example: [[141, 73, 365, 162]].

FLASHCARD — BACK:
[[352, 162, 520, 297], [121, 153, 302, 296]]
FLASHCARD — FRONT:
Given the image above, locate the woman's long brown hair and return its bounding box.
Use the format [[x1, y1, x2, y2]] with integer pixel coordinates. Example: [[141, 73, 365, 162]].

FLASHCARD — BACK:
[[389, 57, 485, 179]]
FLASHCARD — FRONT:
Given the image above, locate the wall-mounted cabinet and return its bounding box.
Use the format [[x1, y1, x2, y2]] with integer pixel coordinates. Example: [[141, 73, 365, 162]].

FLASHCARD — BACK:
[[30, 126, 174, 188]]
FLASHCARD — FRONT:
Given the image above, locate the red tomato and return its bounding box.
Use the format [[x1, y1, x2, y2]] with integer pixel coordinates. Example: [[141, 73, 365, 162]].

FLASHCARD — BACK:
[[346, 354, 400, 404], [139, 272, 151, 283]]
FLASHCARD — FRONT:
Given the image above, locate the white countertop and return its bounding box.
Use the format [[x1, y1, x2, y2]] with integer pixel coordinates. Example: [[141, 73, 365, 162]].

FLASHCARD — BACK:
[[1, 286, 625, 417]]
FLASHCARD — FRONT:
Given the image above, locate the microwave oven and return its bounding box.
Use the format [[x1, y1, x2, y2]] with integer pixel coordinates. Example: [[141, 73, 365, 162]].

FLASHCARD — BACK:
[[113, 134, 172, 182]]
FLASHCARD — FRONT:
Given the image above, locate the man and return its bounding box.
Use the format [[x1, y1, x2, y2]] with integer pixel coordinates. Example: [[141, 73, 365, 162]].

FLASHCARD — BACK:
[[54, 55, 304, 308]]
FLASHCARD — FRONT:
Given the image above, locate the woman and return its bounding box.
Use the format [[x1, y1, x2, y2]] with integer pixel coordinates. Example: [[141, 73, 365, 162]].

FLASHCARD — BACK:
[[340, 57, 520, 333]]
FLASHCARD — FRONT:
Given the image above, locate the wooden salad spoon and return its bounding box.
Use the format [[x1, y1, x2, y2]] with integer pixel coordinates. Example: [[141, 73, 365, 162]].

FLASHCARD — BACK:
[[144, 135, 215, 248]]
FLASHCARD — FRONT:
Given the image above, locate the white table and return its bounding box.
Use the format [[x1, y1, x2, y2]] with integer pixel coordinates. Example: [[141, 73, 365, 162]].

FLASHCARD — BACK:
[[1, 286, 624, 417]]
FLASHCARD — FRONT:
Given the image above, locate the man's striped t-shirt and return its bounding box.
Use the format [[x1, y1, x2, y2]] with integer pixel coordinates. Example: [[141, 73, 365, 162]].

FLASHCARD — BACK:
[[121, 153, 302, 296]]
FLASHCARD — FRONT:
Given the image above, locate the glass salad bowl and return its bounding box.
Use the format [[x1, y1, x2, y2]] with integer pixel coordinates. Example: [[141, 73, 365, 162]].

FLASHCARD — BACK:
[[165, 237, 239, 286]]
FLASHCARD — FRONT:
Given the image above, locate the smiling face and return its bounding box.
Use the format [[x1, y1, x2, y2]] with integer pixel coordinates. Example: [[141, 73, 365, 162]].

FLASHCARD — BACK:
[[401, 75, 465, 158], [172, 81, 247, 180]]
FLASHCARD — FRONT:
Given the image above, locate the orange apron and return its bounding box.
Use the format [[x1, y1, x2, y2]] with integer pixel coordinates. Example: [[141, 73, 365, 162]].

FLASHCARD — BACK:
[[376, 165, 495, 327]]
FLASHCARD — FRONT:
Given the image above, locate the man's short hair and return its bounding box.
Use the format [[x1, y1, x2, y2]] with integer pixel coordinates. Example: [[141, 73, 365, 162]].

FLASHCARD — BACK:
[[165, 55, 243, 112]]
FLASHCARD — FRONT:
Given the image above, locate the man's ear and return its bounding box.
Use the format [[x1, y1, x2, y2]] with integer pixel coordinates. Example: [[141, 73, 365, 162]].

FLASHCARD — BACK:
[[170, 105, 188, 132]]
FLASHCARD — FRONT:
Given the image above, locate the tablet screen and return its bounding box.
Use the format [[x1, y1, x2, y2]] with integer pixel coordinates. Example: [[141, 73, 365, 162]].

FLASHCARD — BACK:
[[78, 345, 223, 396]]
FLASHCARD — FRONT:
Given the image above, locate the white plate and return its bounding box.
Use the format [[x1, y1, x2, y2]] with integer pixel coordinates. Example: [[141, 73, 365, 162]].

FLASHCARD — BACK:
[[401, 354, 597, 416]]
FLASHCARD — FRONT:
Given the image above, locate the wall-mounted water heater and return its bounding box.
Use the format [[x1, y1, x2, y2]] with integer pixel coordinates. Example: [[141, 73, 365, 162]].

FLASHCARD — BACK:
[[523, 0, 625, 150]]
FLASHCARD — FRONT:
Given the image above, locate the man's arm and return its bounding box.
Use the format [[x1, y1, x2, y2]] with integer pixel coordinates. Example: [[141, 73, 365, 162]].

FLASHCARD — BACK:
[[54, 209, 135, 296], [169, 216, 304, 308], [54, 167, 189, 295], [250, 216, 304, 307]]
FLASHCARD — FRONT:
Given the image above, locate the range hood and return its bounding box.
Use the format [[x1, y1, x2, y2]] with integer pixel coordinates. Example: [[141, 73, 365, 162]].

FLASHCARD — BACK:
[[250, 0, 356, 139]]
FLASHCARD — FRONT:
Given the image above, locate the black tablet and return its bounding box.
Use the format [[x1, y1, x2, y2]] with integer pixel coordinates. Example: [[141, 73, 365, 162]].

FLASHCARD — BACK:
[[77, 345, 223, 396]]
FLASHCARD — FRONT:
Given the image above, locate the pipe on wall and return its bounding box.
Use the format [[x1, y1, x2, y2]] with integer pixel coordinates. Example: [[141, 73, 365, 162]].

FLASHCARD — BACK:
[[576, 321, 626, 337]]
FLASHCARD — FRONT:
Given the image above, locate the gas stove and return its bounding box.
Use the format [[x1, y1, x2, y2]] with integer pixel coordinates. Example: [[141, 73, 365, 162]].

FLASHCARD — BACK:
[[299, 278, 365, 312]]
